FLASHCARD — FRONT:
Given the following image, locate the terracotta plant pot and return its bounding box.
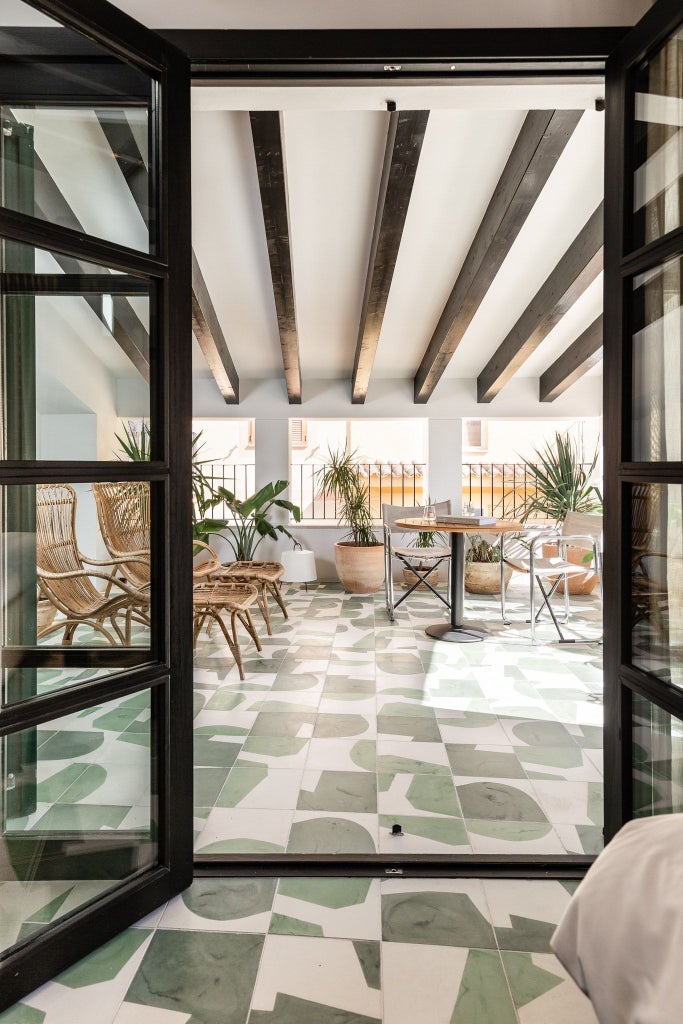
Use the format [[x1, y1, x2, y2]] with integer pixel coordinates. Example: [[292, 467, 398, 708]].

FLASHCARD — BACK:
[[402, 564, 442, 590], [541, 542, 598, 596], [465, 561, 513, 595], [334, 542, 385, 594]]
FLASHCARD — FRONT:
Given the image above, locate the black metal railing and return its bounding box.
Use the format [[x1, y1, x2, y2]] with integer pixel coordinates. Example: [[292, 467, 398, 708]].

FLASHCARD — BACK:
[[462, 462, 600, 520], [203, 463, 255, 517], [291, 462, 426, 521]]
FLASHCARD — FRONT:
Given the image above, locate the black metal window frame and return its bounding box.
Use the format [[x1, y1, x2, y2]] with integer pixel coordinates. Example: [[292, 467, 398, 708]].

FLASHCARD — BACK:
[[603, 0, 683, 841], [0, 0, 191, 1009]]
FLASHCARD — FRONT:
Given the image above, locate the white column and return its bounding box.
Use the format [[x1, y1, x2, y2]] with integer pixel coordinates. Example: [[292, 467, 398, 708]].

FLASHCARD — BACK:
[[429, 418, 463, 513], [254, 417, 291, 560]]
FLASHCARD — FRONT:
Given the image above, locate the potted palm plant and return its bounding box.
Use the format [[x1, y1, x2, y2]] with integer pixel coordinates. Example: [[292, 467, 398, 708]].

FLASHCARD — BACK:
[[465, 535, 513, 594], [317, 446, 384, 593], [521, 431, 602, 595]]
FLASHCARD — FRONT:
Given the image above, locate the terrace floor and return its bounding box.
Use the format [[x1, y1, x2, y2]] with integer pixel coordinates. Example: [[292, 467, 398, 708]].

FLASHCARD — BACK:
[[194, 576, 604, 857], [2, 875, 598, 1024]]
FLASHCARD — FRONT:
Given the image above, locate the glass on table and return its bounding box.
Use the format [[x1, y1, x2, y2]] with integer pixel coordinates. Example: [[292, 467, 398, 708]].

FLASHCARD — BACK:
[[422, 503, 437, 525]]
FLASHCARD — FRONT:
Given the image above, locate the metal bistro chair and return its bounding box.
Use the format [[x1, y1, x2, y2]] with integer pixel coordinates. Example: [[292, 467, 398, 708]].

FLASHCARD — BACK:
[[383, 501, 452, 622], [36, 483, 150, 645], [502, 511, 603, 643]]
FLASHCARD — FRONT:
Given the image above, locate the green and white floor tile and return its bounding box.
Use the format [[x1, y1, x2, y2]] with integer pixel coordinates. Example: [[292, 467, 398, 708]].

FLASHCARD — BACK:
[[186, 582, 604, 856], [1, 877, 598, 1024]]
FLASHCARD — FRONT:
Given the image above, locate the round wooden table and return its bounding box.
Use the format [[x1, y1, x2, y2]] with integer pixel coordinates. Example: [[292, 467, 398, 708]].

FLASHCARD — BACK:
[[395, 518, 522, 643]]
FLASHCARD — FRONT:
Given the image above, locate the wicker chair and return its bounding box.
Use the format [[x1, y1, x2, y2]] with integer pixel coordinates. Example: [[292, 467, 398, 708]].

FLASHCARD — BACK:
[[92, 481, 151, 589], [192, 542, 261, 678], [36, 484, 150, 645]]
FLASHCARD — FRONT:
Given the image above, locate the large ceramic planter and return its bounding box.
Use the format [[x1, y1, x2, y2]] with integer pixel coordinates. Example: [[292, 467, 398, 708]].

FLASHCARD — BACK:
[[542, 542, 598, 596], [465, 562, 513, 595], [334, 542, 385, 594], [402, 563, 442, 591]]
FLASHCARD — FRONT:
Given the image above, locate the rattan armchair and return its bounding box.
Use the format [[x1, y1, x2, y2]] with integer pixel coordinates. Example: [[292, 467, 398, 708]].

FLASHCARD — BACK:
[[36, 484, 150, 645], [92, 481, 151, 589]]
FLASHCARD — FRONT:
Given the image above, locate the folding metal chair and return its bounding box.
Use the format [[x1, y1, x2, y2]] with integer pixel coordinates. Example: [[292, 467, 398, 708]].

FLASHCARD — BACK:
[[502, 512, 603, 643], [383, 501, 452, 622]]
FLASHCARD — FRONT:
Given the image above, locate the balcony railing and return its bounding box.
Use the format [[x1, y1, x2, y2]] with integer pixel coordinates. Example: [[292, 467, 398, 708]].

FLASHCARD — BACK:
[[291, 462, 426, 521], [462, 462, 600, 521], [203, 463, 255, 517]]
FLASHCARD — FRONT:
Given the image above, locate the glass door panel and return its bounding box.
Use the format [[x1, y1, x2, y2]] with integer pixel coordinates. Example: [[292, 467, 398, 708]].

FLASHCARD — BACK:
[[604, 0, 683, 842], [0, 0, 190, 1009], [632, 23, 683, 249]]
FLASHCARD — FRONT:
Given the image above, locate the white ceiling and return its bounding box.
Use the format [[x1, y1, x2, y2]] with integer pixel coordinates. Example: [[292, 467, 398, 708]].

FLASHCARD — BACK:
[[191, 81, 606, 400], [107, 0, 653, 30]]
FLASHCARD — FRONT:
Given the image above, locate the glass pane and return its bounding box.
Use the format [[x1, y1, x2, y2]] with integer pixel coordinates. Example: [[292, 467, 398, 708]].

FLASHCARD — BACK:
[[632, 256, 683, 461], [0, 2, 155, 252], [630, 483, 683, 687], [2, 481, 152, 707], [1, 689, 157, 958], [1, 239, 151, 461], [633, 24, 683, 249], [632, 692, 683, 817]]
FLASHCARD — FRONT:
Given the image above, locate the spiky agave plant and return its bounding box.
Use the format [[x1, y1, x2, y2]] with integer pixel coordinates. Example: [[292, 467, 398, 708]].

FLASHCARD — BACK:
[[521, 431, 602, 524]]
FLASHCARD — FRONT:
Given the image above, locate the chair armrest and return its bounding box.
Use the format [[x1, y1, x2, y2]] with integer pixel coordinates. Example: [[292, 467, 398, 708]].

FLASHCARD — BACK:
[[80, 552, 150, 568], [38, 568, 148, 599], [560, 534, 601, 549], [529, 530, 560, 556]]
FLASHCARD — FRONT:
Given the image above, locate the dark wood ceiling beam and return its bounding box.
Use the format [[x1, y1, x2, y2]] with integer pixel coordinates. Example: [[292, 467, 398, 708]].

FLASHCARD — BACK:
[[352, 107, 429, 404], [539, 315, 603, 402], [477, 202, 604, 403], [28, 147, 150, 381], [95, 109, 149, 227], [192, 251, 240, 404], [413, 109, 583, 404], [249, 110, 302, 405]]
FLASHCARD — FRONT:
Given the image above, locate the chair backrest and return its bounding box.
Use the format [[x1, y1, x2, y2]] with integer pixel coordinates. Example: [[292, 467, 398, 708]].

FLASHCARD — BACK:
[[36, 484, 102, 612], [93, 481, 151, 587], [382, 501, 452, 534], [562, 511, 603, 547]]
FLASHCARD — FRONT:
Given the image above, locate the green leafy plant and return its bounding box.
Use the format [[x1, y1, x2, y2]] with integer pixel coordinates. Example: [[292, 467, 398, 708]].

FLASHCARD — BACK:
[[316, 446, 380, 547], [208, 480, 302, 561], [115, 421, 230, 551], [466, 535, 503, 564], [521, 431, 602, 523], [115, 420, 150, 461]]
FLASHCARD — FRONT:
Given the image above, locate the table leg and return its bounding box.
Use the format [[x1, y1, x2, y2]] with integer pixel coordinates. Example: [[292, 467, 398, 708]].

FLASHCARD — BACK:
[[425, 532, 488, 643]]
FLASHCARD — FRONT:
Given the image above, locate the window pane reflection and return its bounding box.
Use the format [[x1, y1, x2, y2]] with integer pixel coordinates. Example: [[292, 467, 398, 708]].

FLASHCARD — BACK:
[[2, 482, 152, 707], [1, 689, 157, 958], [632, 693, 683, 817], [631, 483, 683, 687], [633, 26, 683, 249], [632, 256, 683, 462]]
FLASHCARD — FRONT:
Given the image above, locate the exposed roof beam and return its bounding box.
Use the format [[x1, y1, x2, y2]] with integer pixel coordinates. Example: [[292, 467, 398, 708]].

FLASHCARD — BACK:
[[539, 315, 603, 402], [29, 150, 150, 381], [192, 251, 240, 404], [413, 109, 583, 404], [249, 110, 302, 405], [352, 107, 429, 404], [477, 202, 604, 403], [95, 109, 149, 227]]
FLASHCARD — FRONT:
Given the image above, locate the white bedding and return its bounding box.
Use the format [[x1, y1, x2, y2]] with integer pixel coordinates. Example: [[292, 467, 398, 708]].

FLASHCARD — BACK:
[[551, 814, 683, 1024]]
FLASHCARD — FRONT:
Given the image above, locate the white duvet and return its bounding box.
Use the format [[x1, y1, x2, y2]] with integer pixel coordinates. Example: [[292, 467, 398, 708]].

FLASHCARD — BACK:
[[551, 814, 683, 1024]]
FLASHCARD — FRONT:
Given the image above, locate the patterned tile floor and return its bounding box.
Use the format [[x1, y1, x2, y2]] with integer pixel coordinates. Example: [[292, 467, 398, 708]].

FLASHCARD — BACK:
[[0, 876, 598, 1024], [194, 579, 604, 857]]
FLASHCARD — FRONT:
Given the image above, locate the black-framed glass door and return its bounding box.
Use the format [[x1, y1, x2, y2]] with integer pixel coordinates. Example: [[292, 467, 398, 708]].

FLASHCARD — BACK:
[[0, 0, 191, 1009], [604, 0, 683, 840]]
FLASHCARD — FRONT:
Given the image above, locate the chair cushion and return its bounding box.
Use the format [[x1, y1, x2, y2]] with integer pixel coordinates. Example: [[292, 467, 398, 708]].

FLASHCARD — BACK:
[[393, 546, 451, 560]]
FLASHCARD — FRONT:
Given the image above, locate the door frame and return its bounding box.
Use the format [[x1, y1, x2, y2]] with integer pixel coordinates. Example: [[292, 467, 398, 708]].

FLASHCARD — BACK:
[[176, 28, 619, 877], [602, 0, 683, 841], [0, 0, 192, 1009]]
